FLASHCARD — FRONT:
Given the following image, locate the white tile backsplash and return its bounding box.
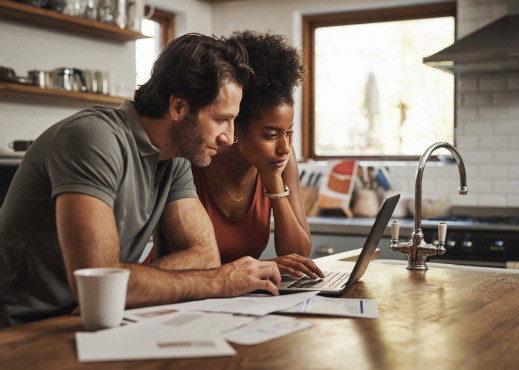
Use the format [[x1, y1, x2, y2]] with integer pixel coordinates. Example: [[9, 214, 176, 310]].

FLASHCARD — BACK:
[[480, 77, 508, 91], [478, 194, 508, 207], [456, 136, 479, 149], [479, 136, 509, 149], [464, 92, 493, 106], [510, 106, 519, 118], [479, 106, 511, 120], [457, 107, 479, 120], [507, 165, 519, 178], [494, 92, 519, 105], [465, 179, 492, 193], [493, 180, 519, 194], [494, 120, 519, 134], [507, 195, 519, 206], [495, 151, 519, 163], [458, 77, 478, 92]]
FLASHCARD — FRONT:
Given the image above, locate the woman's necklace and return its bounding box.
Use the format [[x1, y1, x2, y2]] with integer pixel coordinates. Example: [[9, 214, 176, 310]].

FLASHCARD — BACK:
[[223, 170, 256, 202]]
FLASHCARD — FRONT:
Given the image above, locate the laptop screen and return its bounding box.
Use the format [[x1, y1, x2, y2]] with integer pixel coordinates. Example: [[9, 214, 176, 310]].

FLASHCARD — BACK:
[[342, 193, 400, 291]]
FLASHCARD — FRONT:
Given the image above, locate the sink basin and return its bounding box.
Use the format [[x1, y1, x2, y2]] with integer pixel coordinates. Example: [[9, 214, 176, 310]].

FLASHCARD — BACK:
[[372, 259, 519, 273]]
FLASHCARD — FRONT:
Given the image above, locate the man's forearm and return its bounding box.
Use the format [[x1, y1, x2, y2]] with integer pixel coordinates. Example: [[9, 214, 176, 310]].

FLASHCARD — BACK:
[[153, 246, 221, 270], [121, 257, 280, 309], [121, 262, 222, 308]]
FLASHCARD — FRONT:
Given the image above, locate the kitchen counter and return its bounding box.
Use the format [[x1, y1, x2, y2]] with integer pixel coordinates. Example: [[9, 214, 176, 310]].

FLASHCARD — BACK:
[[2, 251, 519, 369], [304, 215, 519, 237]]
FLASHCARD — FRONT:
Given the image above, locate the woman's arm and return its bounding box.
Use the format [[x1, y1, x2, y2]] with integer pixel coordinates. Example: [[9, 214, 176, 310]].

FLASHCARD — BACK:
[[271, 147, 311, 256], [264, 147, 324, 278]]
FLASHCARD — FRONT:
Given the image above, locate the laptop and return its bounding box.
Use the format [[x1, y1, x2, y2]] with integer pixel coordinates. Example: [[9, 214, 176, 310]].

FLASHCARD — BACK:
[[279, 194, 400, 296]]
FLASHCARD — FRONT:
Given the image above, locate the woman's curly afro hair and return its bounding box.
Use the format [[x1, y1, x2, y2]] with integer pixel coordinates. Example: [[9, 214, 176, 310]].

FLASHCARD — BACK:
[[231, 30, 305, 132]]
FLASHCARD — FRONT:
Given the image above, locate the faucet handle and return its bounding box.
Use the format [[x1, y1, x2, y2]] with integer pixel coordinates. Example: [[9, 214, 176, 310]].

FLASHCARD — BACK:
[[391, 220, 400, 241], [438, 221, 447, 244]]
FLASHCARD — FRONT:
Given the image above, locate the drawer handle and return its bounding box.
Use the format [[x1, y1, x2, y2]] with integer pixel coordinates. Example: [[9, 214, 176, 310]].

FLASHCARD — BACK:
[[316, 245, 334, 255]]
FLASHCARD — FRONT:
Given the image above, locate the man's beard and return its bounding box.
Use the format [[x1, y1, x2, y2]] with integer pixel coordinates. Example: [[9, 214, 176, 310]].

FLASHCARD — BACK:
[[171, 112, 212, 167]]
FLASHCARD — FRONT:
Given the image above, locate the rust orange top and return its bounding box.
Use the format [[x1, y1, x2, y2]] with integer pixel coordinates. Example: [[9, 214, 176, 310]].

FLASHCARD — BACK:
[[192, 166, 272, 264]]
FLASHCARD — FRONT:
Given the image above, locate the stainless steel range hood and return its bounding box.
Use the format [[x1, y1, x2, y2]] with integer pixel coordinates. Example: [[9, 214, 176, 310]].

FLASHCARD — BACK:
[[423, 14, 519, 74]]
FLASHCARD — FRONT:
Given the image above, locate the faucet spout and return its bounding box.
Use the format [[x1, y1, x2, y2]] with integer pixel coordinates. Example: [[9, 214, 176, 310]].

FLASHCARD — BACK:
[[414, 142, 468, 231], [390, 142, 468, 270]]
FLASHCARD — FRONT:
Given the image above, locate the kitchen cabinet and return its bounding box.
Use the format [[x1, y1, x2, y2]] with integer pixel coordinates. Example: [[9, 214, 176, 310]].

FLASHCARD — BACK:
[[0, 0, 147, 106]]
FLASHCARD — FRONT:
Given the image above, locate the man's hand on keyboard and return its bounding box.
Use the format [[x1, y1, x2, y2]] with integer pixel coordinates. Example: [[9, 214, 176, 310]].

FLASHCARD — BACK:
[[268, 254, 325, 279]]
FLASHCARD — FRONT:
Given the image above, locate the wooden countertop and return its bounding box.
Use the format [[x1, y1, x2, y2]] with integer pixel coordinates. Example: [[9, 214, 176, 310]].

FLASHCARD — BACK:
[[2, 253, 519, 369]]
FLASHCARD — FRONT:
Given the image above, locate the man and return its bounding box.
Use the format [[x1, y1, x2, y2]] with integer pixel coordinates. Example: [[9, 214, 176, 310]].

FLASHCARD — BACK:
[[0, 33, 281, 328]]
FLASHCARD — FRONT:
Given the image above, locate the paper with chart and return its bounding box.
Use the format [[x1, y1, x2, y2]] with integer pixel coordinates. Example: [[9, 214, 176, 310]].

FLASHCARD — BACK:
[[76, 325, 235, 362], [279, 296, 379, 318]]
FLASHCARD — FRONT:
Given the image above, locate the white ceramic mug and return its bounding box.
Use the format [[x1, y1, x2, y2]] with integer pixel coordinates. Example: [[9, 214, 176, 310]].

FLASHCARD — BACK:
[[74, 268, 130, 331]]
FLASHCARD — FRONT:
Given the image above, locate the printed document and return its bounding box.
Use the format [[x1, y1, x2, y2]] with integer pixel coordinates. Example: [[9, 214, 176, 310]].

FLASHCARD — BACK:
[[222, 315, 315, 345], [124, 291, 319, 317], [279, 296, 379, 319], [76, 325, 235, 362], [127, 310, 257, 335]]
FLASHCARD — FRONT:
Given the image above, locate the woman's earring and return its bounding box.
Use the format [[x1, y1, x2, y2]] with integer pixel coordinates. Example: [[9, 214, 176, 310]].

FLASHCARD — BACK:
[[233, 136, 238, 144]]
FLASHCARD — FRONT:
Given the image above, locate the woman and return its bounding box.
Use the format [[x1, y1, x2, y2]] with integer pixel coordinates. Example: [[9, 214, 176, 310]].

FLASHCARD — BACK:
[[151, 30, 322, 279]]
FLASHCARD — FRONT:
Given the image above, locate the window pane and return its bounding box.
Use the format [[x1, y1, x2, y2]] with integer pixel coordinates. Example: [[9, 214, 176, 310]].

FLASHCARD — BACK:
[[314, 17, 454, 156], [135, 19, 160, 88]]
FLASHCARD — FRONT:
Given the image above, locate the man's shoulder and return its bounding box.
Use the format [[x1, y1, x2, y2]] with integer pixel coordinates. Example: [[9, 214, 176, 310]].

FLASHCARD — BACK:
[[54, 105, 130, 144], [170, 157, 193, 172], [62, 105, 125, 129]]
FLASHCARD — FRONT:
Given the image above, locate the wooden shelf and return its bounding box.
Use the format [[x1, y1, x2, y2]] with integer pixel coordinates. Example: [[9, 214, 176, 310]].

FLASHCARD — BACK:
[[0, 0, 149, 42], [0, 82, 126, 106]]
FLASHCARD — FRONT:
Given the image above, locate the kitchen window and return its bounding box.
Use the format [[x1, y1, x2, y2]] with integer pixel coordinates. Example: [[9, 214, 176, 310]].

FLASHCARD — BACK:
[[302, 3, 456, 160], [136, 7, 175, 87]]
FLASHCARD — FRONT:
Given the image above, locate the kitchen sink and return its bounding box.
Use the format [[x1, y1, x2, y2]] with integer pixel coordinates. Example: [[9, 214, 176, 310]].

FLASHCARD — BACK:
[[372, 259, 519, 273]]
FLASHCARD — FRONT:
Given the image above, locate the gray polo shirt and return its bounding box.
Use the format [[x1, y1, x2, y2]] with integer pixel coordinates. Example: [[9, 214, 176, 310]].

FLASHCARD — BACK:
[[0, 100, 198, 327]]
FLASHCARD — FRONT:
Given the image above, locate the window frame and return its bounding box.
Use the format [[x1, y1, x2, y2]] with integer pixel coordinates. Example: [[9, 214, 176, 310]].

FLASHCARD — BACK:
[[145, 6, 175, 49], [301, 2, 457, 161]]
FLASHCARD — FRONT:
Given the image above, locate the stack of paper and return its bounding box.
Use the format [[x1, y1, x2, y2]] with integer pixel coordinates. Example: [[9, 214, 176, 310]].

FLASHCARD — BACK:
[[76, 291, 379, 362]]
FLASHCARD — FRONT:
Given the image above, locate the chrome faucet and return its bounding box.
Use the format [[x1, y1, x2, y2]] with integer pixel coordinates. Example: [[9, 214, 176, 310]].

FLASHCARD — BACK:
[[390, 142, 468, 270]]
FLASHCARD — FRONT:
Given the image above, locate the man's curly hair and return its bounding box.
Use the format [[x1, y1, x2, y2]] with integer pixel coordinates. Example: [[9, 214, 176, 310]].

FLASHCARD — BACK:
[[231, 30, 305, 132]]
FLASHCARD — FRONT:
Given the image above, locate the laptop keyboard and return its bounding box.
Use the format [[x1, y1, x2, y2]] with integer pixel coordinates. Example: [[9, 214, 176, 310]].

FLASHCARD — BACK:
[[287, 271, 350, 290]]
